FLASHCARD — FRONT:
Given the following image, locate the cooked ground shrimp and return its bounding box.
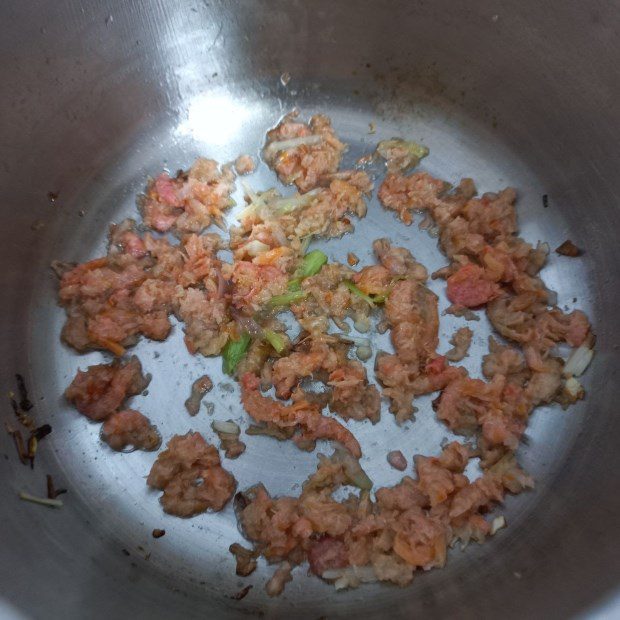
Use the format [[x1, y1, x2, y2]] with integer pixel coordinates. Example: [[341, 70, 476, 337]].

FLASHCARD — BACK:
[[234, 154, 256, 176], [265, 562, 293, 597], [328, 361, 381, 423], [293, 174, 372, 239], [56, 111, 595, 596], [65, 356, 150, 421], [147, 432, 236, 517], [373, 275, 466, 423], [376, 352, 466, 423], [387, 450, 408, 471], [373, 238, 428, 281], [231, 261, 289, 315], [482, 337, 529, 384], [57, 220, 232, 357], [270, 334, 378, 423], [379, 166, 592, 379], [140, 158, 235, 234], [294, 263, 372, 325], [271, 337, 343, 399], [58, 250, 170, 355], [184, 374, 213, 416], [101, 409, 160, 451], [240, 372, 361, 457], [234, 442, 532, 592], [231, 173, 371, 276], [165, 233, 231, 356], [264, 113, 346, 192]]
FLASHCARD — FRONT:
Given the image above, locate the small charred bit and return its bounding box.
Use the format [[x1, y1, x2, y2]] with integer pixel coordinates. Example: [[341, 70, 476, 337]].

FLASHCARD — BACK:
[[555, 239, 582, 257], [152, 528, 166, 539], [50, 260, 77, 278], [15, 374, 33, 411], [234, 491, 249, 513], [46, 474, 67, 500], [47, 191, 59, 203], [32, 424, 52, 441], [542, 194, 549, 208], [184, 375, 214, 416], [229, 542, 259, 576], [230, 585, 253, 601], [122, 549, 131, 556], [347, 252, 359, 266]]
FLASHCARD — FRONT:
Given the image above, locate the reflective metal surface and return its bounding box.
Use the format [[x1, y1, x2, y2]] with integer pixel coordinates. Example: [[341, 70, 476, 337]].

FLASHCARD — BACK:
[[1, 1, 619, 618]]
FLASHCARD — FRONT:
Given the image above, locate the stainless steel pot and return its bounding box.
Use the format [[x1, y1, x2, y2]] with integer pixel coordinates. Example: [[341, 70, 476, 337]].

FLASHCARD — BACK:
[[1, 1, 619, 618]]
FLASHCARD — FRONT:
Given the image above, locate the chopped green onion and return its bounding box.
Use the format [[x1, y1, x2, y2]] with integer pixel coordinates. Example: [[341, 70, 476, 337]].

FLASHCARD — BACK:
[[297, 250, 328, 278], [264, 135, 323, 159], [335, 448, 373, 490], [270, 191, 317, 215], [222, 333, 251, 374], [299, 235, 313, 255], [263, 329, 286, 354], [288, 250, 328, 290], [268, 290, 307, 307], [376, 138, 430, 171], [344, 281, 376, 307]]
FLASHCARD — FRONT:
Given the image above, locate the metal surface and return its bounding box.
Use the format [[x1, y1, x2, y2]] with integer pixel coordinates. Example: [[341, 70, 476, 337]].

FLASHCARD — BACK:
[[1, 1, 619, 618]]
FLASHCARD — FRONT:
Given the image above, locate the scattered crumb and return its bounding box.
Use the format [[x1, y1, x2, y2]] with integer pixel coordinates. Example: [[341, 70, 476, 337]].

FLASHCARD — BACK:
[[234, 155, 256, 176], [347, 252, 359, 266], [265, 562, 292, 597], [152, 528, 166, 539], [490, 515, 506, 535], [445, 327, 473, 362], [386, 450, 407, 471], [368, 122, 376, 134], [445, 305, 480, 321], [555, 239, 581, 257], [230, 542, 259, 576], [230, 584, 253, 600], [185, 375, 214, 416]]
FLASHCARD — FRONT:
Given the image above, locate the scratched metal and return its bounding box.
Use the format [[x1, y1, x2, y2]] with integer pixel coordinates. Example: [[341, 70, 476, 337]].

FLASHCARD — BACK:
[[1, 1, 619, 619]]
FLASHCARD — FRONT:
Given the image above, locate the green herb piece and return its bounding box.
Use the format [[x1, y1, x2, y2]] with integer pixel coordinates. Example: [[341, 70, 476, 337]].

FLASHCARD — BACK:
[[263, 329, 286, 354], [268, 290, 307, 307], [222, 333, 251, 374]]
